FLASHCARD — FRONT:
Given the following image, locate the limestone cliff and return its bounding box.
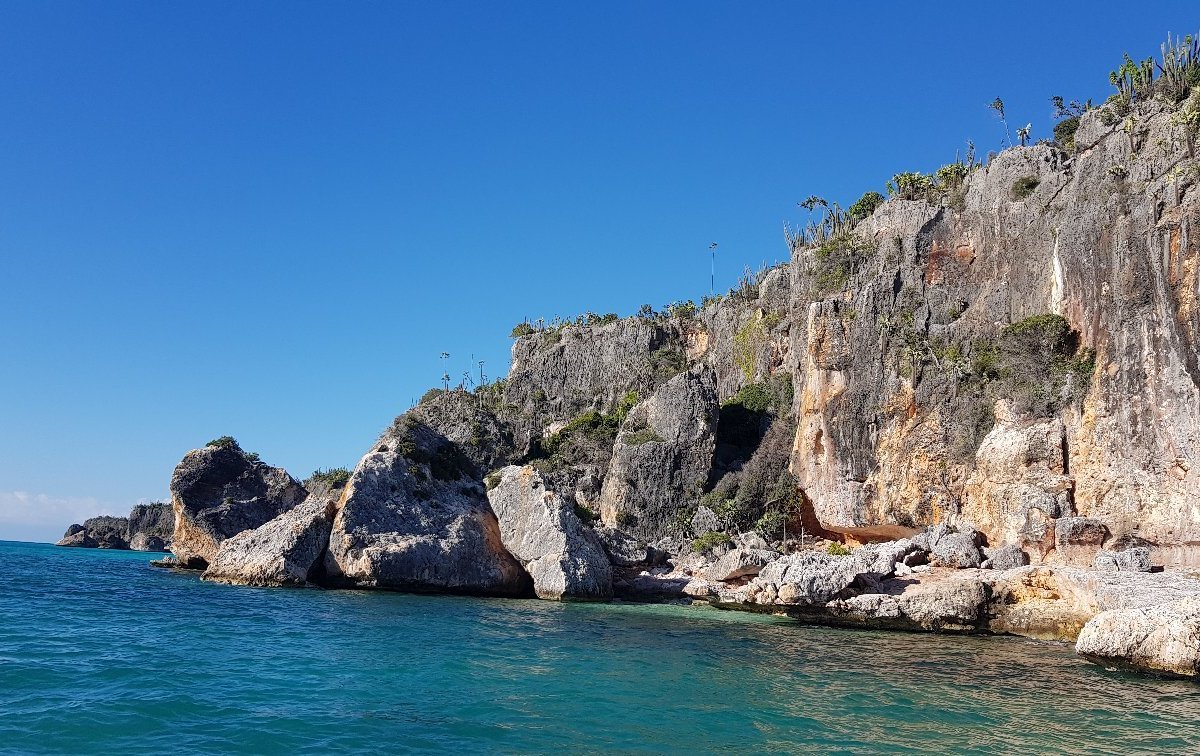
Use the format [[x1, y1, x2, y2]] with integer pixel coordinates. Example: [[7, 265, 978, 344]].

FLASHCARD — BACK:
[[444, 93, 1200, 568]]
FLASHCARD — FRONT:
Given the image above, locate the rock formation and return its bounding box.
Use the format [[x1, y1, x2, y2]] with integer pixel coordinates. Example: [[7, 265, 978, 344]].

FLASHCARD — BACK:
[[203, 495, 336, 587], [168, 442, 307, 568], [486, 466, 611, 600], [322, 417, 531, 596], [57, 503, 174, 551], [1076, 597, 1200, 678], [598, 368, 718, 541]]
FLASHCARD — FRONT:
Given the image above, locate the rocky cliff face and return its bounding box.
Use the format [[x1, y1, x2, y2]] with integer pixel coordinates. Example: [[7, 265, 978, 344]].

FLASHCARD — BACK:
[[56, 503, 174, 551], [446, 95, 1200, 568]]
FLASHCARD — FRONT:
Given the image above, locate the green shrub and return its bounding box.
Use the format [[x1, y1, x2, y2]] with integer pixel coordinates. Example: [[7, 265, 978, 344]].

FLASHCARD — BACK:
[[245, 452, 261, 463], [827, 542, 852, 556], [1011, 176, 1040, 199], [623, 428, 663, 446], [692, 531, 733, 554], [510, 322, 536, 338], [573, 503, 598, 525], [847, 191, 885, 221], [309, 467, 352, 488], [888, 172, 934, 201], [484, 470, 504, 490], [664, 300, 697, 319], [206, 436, 239, 450], [1054, 116, 1081, 150]]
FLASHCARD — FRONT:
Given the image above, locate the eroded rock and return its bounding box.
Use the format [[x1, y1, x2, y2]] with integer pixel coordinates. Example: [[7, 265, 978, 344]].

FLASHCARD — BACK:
[[203, 495, 336, 587], [1076, 597, 1200, 678], [323, 417, 531, 596], [598, 368, 718, 541], [169, 443, 307, 567], [487, 466, 612, 600]]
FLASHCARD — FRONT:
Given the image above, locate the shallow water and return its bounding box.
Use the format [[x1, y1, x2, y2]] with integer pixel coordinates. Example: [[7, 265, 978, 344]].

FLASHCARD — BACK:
[[1, 540, 1197, 754]]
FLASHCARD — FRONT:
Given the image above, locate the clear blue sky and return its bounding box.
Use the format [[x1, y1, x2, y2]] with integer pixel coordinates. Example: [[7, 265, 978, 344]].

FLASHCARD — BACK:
[[2, 2, 1196, 542]]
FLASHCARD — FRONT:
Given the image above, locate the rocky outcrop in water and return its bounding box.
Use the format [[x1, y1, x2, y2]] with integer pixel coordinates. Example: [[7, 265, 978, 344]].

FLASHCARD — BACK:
[[322, 417, 531, 595], [168, 442, 307, 568], [486, 466, 611, 600], [1076, 597, 1200, 678], [203, 495, 337, 587], [56, 503, 174, 551]]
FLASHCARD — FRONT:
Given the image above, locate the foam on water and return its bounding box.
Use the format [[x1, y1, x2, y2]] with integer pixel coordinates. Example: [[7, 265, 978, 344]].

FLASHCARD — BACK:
[[1, 540, 1198, 754]]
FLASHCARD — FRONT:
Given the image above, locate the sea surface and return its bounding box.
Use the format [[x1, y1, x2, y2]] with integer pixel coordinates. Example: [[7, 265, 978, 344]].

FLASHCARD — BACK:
[[1, 540, 1198, 754]]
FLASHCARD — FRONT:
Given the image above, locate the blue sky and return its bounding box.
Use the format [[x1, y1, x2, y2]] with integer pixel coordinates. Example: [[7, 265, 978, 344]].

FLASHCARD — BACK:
[[2, 2, 1196, 542]]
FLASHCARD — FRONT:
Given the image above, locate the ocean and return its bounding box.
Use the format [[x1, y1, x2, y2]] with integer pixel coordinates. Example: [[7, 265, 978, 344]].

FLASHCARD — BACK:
[[1, 540, 1197, 754]]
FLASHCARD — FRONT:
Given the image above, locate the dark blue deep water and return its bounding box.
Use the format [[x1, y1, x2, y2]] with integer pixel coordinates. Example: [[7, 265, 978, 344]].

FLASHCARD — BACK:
[[2, 540, 1198, 754]]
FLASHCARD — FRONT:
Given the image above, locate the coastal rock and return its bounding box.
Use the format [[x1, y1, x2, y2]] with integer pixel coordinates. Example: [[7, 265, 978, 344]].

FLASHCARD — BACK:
[[127, 502, 174, 551], [1076, 597, 1200, 678], [486, 466, 612, 600], [1094, 547, 1153, 573], [168, 442, 308, 568], [55, 502, 174, 551], [930, 529, 983, 569], [985, 544, 1030, 570], [593, 525, 660, 567], [826, 575, 990, 633], [203, 495, 336, 587], [708, 548, 778, 582], [56, 516, 129, 549], [598, 368, 718, 541], [323, 417, 531, 596]]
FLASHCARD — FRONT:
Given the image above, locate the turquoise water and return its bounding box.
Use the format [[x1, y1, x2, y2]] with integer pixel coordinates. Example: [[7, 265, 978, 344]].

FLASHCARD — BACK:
[[1, 541, 1198, 754]]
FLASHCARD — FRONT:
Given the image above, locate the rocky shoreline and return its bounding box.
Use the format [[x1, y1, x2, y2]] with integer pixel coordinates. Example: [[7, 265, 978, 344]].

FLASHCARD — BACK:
[[60, 82, 1200, 681]]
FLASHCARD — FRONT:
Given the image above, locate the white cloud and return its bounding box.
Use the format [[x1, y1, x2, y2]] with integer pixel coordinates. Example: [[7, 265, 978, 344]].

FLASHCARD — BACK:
[[0, 490, 118, 543]]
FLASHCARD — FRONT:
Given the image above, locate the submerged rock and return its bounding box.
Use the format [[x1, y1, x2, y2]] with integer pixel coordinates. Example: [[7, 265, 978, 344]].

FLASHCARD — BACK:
[[1076, 597, 1200, 678], [203, 495, 336, 587], [168, 443, 308, 568], [322, 417, 530, 596], [486, 466, 612, 600]]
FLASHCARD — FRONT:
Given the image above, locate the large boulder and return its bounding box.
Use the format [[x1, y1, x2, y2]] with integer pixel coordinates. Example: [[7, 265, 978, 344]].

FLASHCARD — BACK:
[[930, 528, 984, 569], [1093, 547, 1153, 573], [1076, 597, 1200, 678], [486, 466, 612, 600], [56, 516, 129, 549], [322, 417, 531, 596], [592, 525, 660, 567], [168, 442, 308, 568], [984, 544, 1030, 570], [709, 548, 778, 582], [598, 368, 718, 541], [204, 495, 336, 587]]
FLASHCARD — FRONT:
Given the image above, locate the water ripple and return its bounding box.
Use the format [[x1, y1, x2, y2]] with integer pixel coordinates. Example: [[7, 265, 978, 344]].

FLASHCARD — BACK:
[[1, 541, 1198, 754]]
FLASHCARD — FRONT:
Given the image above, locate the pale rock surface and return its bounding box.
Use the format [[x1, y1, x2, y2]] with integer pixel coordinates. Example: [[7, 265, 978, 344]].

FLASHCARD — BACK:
[[598, 368, 718, 541], [487, 466, 612, 600], [323, 417, 530, 596], [1076, 597, 1200, 678], [203, 495, 336, 587], [708, 548, 778, 582]]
